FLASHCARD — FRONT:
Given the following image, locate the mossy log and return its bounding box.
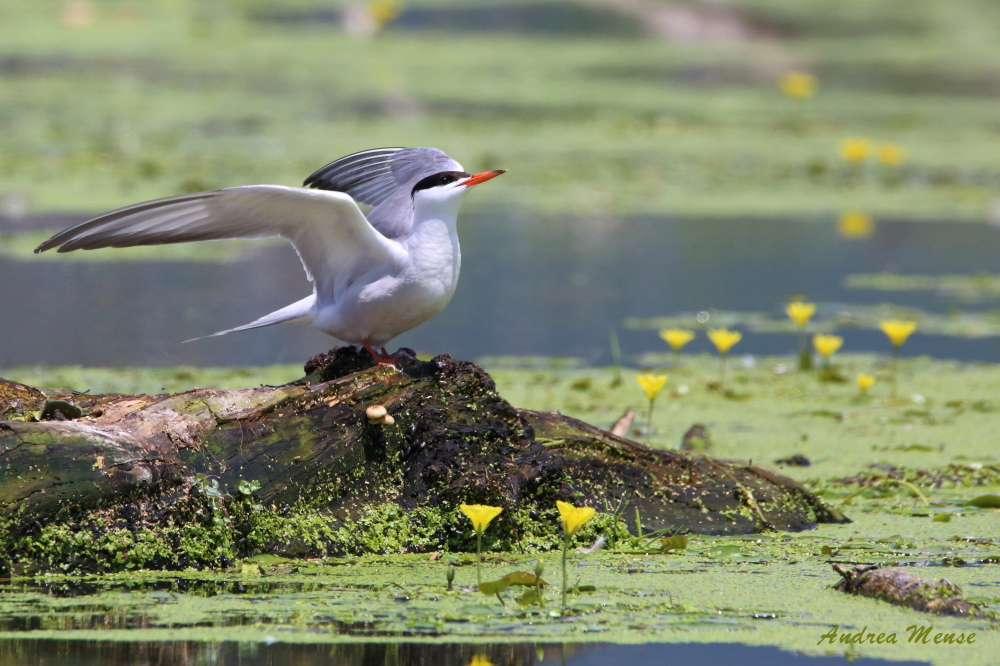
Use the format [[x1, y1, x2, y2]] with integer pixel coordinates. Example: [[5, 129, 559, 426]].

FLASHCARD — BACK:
[[832, 564, 985, 617], [0, 348, 847, 567]]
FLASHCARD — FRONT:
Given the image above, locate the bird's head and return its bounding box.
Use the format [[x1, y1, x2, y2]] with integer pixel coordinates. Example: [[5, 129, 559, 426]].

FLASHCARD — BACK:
[[411, 169, 506, 211]]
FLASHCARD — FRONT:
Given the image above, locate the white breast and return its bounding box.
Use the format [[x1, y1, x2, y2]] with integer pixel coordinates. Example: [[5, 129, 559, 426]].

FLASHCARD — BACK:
[[313, 210, 462, 346]]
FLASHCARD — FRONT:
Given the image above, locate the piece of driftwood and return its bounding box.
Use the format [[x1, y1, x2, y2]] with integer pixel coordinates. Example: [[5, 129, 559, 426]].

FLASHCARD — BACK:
[[609, 409, 634, 438], [0, 347, 847, 566], [832, 564, 985, 617]]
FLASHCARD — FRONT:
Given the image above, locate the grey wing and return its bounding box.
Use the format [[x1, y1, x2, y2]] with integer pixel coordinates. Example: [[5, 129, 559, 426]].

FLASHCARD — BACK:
[[33, 185, 403, 298], [303, 147, 463, 207]]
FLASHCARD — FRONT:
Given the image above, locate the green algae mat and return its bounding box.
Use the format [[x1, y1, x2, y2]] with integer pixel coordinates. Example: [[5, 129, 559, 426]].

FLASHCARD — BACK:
[[0, 355, 997, 664]]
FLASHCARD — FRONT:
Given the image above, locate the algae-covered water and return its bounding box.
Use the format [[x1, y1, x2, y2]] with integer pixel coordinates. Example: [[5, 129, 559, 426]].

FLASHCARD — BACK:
[[0, 511, 994, 663], [1, 357, 998, 664]]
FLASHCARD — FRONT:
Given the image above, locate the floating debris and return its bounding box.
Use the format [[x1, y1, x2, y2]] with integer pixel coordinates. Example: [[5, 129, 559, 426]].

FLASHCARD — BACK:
[[832, 564, 984, 617]]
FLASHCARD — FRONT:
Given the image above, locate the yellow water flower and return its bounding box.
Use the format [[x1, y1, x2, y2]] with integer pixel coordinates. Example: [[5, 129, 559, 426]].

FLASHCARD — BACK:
[[812, 334, 843, 358], [837, 211, 874, 239], [659, 328, 695, 351], [462, 504, 503, 586], [467, 656, 495, 666], [880, 320, 916, 399], [780, 71, 817, 99], [370, 0, 400, 28], [879, 320, 917, 348], [707, 328, 741, 354], [856, 373, 876, 394], [839, 138, 871, 164], [877, 143, 904, 166], [788, 301, 816, 370], [636, 374, 668, 442], [786, 301, 815, 327], [460, 504, 503, 535], [636, 374, 667, 401], [557, 500, 596, 610], [556, 500, 595, 538]]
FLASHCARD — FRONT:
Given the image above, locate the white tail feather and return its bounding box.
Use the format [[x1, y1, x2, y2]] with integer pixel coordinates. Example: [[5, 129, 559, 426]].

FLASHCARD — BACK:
[[184, 295, 316, 343]]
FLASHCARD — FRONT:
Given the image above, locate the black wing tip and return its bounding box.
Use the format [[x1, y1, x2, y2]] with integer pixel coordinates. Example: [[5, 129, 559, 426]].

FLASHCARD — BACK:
[[303, 147, 408, 189]]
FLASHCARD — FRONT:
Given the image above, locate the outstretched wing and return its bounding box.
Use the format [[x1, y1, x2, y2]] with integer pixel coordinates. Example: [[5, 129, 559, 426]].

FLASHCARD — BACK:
[[34, 185, 404, 298], [303, 147, 463, 207]]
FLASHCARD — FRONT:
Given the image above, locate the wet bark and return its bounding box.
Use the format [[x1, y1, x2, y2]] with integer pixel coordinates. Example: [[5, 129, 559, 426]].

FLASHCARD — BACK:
[[0, 347, 847, 546], [832, 564, 985, 617]]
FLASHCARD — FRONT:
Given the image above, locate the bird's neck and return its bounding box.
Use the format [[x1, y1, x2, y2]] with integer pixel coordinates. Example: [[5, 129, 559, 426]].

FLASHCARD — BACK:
[[406, 198, 462, 281], [412, 194, 462, 228], [410, 197, 461, 243]]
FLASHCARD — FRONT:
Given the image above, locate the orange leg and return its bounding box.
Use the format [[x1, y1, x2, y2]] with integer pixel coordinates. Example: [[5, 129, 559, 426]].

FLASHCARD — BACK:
[[362, 339, 400, 366]]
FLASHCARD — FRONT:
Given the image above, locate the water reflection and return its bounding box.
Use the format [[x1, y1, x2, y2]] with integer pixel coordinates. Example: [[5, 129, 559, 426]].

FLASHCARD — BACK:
[[0, 639, 926, 665], [2, 213, 1000, 367], [1, 577, 336, 599]]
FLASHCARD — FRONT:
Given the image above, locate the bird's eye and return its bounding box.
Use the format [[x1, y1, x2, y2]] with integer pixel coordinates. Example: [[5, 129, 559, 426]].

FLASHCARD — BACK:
[[411, 170, 473, 197]]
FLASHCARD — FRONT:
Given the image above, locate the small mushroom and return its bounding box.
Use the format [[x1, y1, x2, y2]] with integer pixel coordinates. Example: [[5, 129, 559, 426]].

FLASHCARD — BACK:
[[366, 404, 388, 422]]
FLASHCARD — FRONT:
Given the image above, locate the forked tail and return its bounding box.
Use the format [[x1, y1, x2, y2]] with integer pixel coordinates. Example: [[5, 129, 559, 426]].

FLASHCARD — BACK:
[[184, 294, 316, 342]]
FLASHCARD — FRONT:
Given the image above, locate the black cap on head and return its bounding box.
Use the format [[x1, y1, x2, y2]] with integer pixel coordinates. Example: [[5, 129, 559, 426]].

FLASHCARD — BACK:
[[411, 171, 471, 197]]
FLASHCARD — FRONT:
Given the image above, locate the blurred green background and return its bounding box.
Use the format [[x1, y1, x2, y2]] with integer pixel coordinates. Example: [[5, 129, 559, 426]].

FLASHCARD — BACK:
[[2, 0, 999, 220]]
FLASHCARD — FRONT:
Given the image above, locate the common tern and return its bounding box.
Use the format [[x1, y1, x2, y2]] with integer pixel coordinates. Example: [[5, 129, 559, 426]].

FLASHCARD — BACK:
[[35, 147, 505, 364]]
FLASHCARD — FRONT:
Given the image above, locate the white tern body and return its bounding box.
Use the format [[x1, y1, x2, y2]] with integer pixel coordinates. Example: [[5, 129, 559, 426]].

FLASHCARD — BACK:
[[34, 147, 505, 356]]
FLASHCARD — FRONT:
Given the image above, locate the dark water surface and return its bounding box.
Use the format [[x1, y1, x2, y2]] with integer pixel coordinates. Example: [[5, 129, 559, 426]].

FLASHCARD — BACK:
[[256, 3, 644, 38], [2, 212, 999, 368], [0, 639, 925, 665]]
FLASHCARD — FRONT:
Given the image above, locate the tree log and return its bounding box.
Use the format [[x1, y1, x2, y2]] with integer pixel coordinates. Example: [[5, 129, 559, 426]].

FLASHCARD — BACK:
[[0, 347, 847, 570]]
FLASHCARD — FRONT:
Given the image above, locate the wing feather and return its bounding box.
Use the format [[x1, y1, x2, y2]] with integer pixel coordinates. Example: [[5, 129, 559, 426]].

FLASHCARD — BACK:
[[303, 147, 462, 207], [34, 185, 404, 298]]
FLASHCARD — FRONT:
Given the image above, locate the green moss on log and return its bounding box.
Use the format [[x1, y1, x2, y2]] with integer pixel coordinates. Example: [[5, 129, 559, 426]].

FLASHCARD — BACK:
[[0, 347, 847, 573]]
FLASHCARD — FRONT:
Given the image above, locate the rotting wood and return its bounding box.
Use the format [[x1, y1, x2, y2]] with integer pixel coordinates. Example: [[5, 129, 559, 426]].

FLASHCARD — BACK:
[[0, 347, 849, 567], [832, 563, 985, 617]]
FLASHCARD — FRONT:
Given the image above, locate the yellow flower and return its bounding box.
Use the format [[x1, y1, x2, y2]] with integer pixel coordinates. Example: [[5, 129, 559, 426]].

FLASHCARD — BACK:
[[786, 301, 816, 327], [837, 211, 874, 239], [879, 320, 917, 348], [556, 500, 596, 537], [370, 0, 400, 28], [839, 138, 871, 164], [636, 374, 667, 400], [707, 328, 741, 354], [780, 71, 817, 99], [460, 504, 503, 535], [659, 328, 695, 351], [812, 334, 843, 358], [856, 373, 876, 393], [467, 656, 495, 666], [877, 143, 904, 166]]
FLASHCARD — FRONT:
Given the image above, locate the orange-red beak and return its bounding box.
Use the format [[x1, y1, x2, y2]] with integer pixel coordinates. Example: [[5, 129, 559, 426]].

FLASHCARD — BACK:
[[462, 169, 506, 187]]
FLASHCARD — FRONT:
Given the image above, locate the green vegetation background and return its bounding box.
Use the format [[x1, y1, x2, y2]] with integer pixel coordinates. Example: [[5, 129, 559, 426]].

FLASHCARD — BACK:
[[2, 0, 1000, 219]]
